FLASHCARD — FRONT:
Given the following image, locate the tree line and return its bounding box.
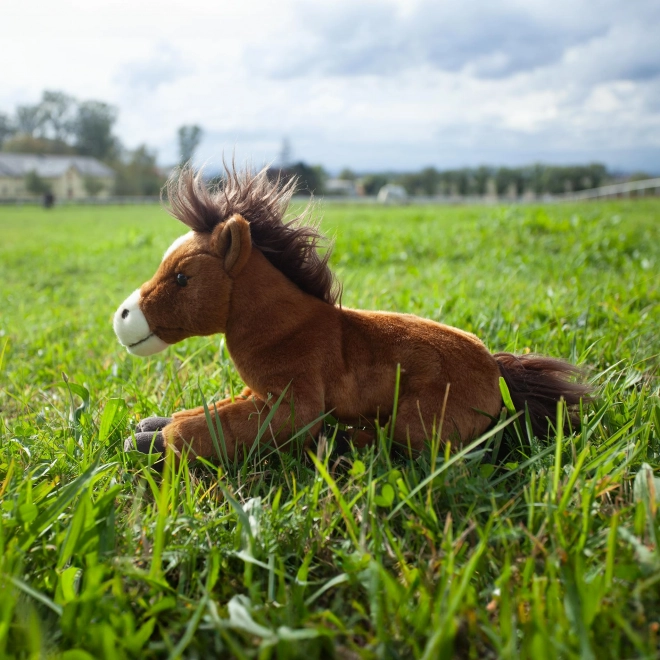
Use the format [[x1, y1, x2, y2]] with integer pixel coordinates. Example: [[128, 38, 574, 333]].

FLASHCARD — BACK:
[[394, 164, 610, 196], [331, 163, 618, 197], [0, 91, 203, 197], [271, 161, 641, 198]]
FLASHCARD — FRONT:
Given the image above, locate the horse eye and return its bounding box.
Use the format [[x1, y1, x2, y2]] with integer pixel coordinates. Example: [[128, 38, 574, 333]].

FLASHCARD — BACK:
[[176, 273, 188, 287]]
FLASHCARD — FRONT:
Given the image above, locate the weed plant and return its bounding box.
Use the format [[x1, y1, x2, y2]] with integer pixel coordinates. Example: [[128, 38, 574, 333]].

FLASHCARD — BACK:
[[0, 200, 659, 658]]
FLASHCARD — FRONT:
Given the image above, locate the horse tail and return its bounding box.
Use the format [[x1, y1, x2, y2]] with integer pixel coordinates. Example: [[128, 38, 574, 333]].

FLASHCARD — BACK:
[[493, 352, 593, 439]]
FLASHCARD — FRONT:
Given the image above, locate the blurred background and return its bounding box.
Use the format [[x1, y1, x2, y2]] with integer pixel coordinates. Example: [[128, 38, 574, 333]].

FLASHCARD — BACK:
[[1, 0, 658, 201]]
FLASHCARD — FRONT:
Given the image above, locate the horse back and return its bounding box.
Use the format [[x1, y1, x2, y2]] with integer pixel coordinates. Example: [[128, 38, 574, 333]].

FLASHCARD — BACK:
[[327, 308, 502, 436]]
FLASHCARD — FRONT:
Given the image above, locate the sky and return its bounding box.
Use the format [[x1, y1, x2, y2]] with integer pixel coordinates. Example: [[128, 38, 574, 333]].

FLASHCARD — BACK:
[[2, 0, 659, 173]]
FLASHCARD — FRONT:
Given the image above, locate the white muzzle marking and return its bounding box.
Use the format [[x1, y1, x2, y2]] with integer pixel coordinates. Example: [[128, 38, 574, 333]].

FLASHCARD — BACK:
[[113, 289, 169, 357]]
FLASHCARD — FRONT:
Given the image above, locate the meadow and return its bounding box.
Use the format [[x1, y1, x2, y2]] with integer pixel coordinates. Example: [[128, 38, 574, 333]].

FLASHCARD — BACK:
[[0, 198, 659, 658]]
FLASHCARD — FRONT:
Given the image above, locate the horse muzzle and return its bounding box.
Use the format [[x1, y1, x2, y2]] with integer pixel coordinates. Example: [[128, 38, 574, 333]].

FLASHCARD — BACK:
[[113, 289, 170, 357]]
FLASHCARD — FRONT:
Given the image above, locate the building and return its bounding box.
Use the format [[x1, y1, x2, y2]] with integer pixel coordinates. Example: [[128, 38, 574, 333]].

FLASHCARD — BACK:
[[377, 183, 408, 204], [0, 153, 115, 201]]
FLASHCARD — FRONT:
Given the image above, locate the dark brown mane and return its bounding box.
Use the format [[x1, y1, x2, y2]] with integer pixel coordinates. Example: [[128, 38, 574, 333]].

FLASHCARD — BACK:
[[163, 164, 340, 305]]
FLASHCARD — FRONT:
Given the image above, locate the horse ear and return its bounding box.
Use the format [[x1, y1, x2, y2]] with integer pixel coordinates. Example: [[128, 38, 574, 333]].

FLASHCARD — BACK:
[[212, 214, 252, 277]]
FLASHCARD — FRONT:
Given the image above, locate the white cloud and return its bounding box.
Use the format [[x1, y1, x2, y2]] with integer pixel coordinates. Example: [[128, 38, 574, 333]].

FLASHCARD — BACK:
[[0, 0, 658, 172], [254, 0, 607, 80]]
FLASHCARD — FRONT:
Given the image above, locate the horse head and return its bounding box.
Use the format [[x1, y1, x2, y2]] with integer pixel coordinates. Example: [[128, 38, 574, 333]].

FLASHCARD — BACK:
[[113, 214, 251, 356]]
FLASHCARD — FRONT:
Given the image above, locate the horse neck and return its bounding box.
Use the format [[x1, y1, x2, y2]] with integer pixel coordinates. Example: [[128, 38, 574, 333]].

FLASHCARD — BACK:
[[225, 248, 330, 353]]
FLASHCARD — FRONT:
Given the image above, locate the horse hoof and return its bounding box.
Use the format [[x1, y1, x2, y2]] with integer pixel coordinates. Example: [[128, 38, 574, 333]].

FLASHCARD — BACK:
[[135, 416, 172, 433], [124, 431, 165, 455]]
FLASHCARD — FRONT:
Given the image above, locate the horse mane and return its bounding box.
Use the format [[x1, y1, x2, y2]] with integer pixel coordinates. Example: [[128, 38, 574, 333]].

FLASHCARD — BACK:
[[163, 164, 340, 305]]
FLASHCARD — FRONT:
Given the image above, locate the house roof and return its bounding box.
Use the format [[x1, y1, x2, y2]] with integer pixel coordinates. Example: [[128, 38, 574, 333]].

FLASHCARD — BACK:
[[0, 153, 115, 178]]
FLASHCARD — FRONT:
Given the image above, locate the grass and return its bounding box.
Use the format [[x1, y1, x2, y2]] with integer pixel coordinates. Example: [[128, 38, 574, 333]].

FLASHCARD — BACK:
[[0, 198, 659, 658]]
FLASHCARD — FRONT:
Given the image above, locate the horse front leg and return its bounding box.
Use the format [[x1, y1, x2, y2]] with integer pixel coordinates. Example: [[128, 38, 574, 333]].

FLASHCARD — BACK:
[[170, 387, 253, 420], [125, 388, 254, 454], [162, 393, 324, 462]]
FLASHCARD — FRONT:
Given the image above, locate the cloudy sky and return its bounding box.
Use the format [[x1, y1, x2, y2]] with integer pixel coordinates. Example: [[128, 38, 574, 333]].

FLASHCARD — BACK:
[[2, 0, 659, 172]]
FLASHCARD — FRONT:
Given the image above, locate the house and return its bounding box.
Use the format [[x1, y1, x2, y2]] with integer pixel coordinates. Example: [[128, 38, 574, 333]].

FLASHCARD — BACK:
[[0, 153, 115, 201], [377, 183, 408, 204]]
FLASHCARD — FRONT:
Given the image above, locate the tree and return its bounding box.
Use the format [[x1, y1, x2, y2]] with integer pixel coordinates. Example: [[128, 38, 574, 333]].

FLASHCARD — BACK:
[[0, 113, 15, 147], [398, 172, 419, 195], [6, 92, 123, 161], [177, 125, 203, 164], [396, 168, 441, 195], [112, 145, 164, 196], [338, 168, 357, 181], [521, 164, 541, 195], [627, 171, 651, 183], [311, 165, 328, 194], [495, 167, 524, 197], [40, 91, 76, 141], [436, 169, 469, 196], [587, 163, 608, 188], [24, 170, 51, 196], [362, 174, 389, 196], [74, 101, 119, 161], [286, 162, 326, 195], [15, 105, 42, 136], [3, 134, 76, 155], [472, 166, 493, 195]]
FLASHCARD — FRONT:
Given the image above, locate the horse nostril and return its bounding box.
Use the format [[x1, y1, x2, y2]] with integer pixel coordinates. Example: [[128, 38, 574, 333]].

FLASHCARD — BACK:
[[121, 309, 129, 320]]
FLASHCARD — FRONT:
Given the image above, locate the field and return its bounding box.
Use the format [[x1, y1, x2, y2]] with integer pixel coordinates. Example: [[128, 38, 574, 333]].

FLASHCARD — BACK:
[[1, 198, 659, 658]]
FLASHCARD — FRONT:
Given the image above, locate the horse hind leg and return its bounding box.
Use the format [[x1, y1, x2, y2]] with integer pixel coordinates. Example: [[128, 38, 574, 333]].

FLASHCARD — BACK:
[[390, 395, 489, 451]]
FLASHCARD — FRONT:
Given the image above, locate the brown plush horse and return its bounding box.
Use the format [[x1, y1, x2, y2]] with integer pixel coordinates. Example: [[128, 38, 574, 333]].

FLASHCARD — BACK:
[[114, 166, 590, 461]]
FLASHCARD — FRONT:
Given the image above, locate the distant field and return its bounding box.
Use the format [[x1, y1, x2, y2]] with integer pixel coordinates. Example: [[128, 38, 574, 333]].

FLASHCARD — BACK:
[[1, 199, 659, 657]]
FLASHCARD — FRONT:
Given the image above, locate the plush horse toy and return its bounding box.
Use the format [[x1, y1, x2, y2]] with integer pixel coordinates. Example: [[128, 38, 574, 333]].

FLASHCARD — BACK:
[[114, 166, 590, 461]]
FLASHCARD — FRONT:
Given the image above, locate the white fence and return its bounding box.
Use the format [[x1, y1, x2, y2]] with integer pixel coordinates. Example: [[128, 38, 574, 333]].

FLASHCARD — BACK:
[[555, 177, 660, 201]]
